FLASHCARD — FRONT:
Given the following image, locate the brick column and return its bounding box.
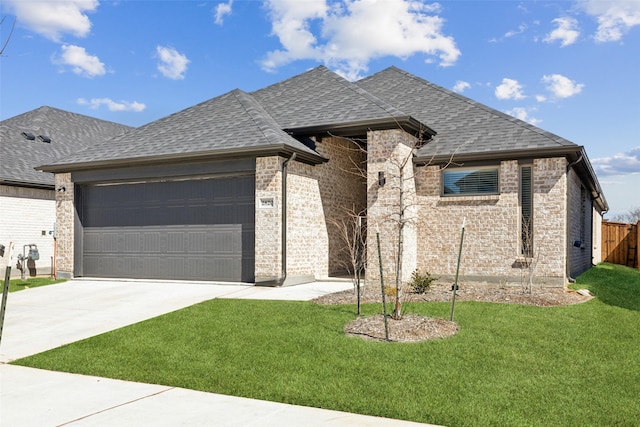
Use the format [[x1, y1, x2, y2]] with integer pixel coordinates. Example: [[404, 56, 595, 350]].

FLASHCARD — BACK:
[[55, 173, 75, 277], [366, 129, 418, 287]]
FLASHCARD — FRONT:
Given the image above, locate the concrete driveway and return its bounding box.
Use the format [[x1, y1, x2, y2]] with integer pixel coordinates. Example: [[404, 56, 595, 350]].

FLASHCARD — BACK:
[[0, 279, 439, 426], [0, 279, 352, 363]]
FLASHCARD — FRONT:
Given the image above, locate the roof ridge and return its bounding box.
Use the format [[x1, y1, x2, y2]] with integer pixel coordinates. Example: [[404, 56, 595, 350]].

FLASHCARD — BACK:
[[371, 67, 576, 148], [321, 66, 409, 118], [231, 89, 286, 146], [1, 105, 134, 129], [232, 89, 326, 160]]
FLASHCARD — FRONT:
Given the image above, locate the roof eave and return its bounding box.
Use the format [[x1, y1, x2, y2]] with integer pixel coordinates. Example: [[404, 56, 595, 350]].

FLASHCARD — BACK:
[[414, 146, 583, 165], [285, 116, 436, 139], [0, 179, 54, 190], [37, 145, 328, 173]]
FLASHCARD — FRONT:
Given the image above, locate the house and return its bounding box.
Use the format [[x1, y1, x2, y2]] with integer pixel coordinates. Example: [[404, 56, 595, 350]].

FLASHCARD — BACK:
[[38, 66, 607, 287], [0, 106, 132, 277]]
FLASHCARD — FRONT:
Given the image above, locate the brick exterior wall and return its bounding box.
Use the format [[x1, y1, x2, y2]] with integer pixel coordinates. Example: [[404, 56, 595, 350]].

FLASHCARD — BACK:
[[50, 133, 598, 288], [254, 137, 366, 283], [0, 185, 55, 277], [567, 168, 593, 277], [254, 156, 283, 281], [414, 157, 569, 287]]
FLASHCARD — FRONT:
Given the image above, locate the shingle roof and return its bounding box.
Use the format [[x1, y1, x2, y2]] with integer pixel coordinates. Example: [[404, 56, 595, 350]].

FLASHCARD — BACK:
[[0, 106, 132, 187], [356, 66, 578, 161], [252, 66, 409, 130], [33, 66, 605, 209], [41, 90, 326, 171]]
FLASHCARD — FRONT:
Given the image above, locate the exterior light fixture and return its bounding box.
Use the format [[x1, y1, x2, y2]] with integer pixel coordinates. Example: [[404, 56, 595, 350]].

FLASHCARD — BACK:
[[378, 171, 386, 187], [57, 186, 66, 193]]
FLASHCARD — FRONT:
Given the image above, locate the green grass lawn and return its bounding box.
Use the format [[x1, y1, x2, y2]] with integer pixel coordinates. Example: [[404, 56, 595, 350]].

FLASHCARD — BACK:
[[12, 263, 640, 426], [5, 277, 66, 293]]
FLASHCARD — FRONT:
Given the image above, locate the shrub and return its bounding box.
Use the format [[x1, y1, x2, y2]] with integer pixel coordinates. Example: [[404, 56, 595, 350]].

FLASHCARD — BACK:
[[384, 285, 397, 297], [409, 270, 438, 294]]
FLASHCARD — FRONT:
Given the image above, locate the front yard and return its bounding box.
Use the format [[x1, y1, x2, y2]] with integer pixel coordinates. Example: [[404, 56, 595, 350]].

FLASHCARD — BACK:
[[12, 263, 640, 426]]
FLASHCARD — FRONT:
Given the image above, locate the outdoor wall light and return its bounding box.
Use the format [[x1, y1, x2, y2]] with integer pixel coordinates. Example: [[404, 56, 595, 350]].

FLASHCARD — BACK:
[[378, 171, 386, 187], [57, 186, 66, 193], [573, 240, 582, 248]]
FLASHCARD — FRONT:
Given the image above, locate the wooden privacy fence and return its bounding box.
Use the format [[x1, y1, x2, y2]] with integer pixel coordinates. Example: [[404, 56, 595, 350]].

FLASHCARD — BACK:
[[602, 221, 639, 269]]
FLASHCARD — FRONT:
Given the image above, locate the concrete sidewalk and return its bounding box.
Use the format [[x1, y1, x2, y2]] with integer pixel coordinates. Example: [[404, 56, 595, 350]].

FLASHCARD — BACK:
[[0, 279, 439, 426]]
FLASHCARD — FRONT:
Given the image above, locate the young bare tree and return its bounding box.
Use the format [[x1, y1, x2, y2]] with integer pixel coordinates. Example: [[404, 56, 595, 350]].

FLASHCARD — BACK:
[[610, 207, 640, 224], [519, 217, 539, 294], [328, 205, 367, 315], [330, 127, 450, 320]]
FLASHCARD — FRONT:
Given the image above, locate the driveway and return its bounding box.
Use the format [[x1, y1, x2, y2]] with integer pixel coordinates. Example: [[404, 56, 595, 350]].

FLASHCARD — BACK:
[[1, 279, 441, 426], [0, 279, 352, 363]]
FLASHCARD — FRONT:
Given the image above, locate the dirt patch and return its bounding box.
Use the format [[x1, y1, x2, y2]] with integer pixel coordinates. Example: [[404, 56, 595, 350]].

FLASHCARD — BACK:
[[345, 314, 458, 342], [316, 282, 592, 343]]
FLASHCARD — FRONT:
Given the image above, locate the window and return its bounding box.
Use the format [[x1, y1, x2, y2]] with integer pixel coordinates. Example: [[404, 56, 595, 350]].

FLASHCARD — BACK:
[[442, 167, 499, 195], [520, 165, 533, 256]]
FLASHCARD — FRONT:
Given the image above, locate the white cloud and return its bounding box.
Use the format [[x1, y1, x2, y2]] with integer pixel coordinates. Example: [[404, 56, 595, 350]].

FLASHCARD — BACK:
[[4, 0, 98, 42], [592, 146, 640, 176], [505, 107, 542, 126], [452, 80, 470, 93], [544, 17, 580, 47], [78, 97, 146, 112], [505, 23, 528, 38], [55, 44, 105, 77], [261, 0, 460, 80], [542, 74, 584, 98], [579, 0, 640, 42], [214, 0, 234, 25], [495, 78, 526, 100], [156, 46, 190, 80]]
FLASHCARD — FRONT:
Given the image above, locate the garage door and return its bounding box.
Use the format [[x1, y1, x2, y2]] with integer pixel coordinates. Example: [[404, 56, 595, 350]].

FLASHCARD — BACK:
[[77, 175, 255, 282]]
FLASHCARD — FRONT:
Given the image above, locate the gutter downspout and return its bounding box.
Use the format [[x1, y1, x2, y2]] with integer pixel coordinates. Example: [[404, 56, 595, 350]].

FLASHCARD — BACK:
[[257, 153, 296, 287]]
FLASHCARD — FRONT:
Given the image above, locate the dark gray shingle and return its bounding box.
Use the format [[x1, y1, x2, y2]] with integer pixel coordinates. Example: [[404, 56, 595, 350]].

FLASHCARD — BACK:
[[356, 66, 578, 159], [252, 66, 409, 130], [42, 90, 324, 170], [0, 106, 132, 187]]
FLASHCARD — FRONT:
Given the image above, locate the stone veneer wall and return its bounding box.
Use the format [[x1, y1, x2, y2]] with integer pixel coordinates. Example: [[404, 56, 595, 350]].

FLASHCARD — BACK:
[[54, 173, 75, 277], [414, 157, 569, 286], [366, 129, 419, 286]]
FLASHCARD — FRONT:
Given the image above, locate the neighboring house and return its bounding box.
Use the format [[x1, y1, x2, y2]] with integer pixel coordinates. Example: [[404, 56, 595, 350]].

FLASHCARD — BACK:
[[39, 66, 607, 287], [0, 106, 132, 277]]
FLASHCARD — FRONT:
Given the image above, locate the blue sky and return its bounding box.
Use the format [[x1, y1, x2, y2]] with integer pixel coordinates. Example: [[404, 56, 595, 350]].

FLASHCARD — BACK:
[[1, 0, 639, 217]]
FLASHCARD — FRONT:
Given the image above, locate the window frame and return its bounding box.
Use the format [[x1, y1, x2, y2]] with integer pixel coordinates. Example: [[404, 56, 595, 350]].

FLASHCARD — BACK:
[[441, 165, 500, 197], [520, 164, 534, 257]]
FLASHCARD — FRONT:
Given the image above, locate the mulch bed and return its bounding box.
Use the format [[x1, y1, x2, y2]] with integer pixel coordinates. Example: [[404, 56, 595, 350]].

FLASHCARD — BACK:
[[314, 281, 592, 343]]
